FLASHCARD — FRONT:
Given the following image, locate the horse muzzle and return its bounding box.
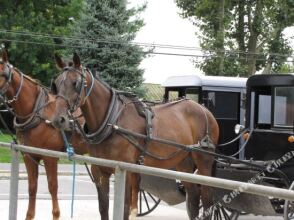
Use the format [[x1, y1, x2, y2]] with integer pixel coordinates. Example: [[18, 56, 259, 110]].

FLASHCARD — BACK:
[[51, 115, 72, 131]]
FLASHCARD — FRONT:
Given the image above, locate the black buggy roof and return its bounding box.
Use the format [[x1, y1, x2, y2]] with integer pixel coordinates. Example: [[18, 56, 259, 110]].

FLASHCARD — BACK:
[[247, 74, 294, 88]]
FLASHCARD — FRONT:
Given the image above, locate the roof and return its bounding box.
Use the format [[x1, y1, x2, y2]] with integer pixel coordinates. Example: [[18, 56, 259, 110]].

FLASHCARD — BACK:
[[247, 74, 294, 88], [162, 75, 247, 88]]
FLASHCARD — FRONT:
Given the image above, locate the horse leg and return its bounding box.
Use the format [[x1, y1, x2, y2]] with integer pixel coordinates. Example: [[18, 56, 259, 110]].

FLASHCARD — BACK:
[[91, 165, 110, 220], [129, 173, 140, 220], [23, 154, 39, 220], [192, 153, 215, 220], [43, 157, 60, 220], [176, 157, 200, 220]]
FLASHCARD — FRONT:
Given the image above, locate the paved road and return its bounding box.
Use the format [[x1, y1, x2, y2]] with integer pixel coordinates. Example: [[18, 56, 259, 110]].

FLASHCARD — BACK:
[[0, 164, 284, 219]]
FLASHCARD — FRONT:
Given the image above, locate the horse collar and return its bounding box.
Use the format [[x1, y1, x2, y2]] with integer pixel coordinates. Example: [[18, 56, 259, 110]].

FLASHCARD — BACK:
[[84, 88, 122, 144], [13, 88, 47, 131]]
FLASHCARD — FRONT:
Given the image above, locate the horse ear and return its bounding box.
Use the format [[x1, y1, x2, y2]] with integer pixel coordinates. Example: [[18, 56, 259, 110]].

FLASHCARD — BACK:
[[73, 52, 81, 68], [54, 53, 65, 69], [1, 49, 8, 63]]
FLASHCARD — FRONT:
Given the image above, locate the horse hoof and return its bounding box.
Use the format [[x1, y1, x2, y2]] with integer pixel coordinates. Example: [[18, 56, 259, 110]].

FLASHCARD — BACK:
[[129, 208, 137, 220]]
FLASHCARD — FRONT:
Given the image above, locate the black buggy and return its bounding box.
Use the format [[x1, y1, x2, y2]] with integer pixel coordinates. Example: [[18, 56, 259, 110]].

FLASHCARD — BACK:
[[139, 74, 294, 220]]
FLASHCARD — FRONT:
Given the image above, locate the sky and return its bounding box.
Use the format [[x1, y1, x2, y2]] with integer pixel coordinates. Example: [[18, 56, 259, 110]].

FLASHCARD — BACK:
[[131, 0, 202, 84], [130, 0, 294, 84]]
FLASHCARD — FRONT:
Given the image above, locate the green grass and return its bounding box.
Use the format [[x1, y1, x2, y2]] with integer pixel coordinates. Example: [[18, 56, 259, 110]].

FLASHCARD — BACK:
[[0, 133, 15, 163], [0, 132, 78, 164]]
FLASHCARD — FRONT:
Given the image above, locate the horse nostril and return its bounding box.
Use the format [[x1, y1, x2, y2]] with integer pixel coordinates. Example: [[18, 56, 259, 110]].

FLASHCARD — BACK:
[[60, 116, 66, 124]]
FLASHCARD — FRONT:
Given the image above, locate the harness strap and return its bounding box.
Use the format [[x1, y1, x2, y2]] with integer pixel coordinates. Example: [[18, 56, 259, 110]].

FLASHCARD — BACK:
[[120, 133, 184, 161], [138, 106, 154, 165], [145, 107, 153, 141]]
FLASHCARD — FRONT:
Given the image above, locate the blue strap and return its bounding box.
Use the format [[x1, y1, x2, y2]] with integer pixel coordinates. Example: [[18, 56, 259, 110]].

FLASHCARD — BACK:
[[61, 130, 75, 159], [60, 130, 76, 218]]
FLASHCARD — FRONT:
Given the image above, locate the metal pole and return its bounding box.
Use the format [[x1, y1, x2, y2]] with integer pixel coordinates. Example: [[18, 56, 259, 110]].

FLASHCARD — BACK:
[[9, 146, 19, 220], [3, 142, 294, 201], [113, 166, 126, 220]]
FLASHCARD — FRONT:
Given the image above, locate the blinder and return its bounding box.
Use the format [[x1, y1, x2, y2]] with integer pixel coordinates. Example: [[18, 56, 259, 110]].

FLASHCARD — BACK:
[[0, 61, 13, 96], [50, 79, 58, 95], [74, 77, 84, 94], [0, 61, 12, 81]]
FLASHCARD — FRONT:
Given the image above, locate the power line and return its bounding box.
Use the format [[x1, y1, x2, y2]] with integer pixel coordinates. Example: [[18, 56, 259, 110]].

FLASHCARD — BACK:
[[0, 29, 200, 51], [0, 37, 293, 63], [0, 38, 208, 58], [0, 29, 294, 59]]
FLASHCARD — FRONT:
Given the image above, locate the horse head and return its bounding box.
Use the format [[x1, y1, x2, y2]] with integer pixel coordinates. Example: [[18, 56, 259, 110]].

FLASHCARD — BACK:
[[51, 53, 92, 131]]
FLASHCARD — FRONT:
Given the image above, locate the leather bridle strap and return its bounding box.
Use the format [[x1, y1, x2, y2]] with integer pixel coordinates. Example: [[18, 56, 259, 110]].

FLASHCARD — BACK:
[[56, 67, 94, 113], [0, 62, 24, 104], [7, 70, 24, 104]]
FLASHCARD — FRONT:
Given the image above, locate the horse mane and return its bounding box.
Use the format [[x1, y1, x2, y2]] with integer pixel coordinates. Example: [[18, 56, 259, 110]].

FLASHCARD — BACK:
[[21, 71, 41, 84], [13, 67, 44, 88], [23, 73, 40, 84]]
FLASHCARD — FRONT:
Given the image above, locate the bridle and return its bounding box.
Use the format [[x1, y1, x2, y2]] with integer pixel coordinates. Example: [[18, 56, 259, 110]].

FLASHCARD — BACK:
[[0, 61, 24, 104], [53, 66, 94, 113]]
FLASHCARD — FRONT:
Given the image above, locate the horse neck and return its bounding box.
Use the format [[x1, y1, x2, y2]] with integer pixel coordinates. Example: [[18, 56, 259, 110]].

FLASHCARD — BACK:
[[81, 75, 111, 133], [7, 70, 39, 119]]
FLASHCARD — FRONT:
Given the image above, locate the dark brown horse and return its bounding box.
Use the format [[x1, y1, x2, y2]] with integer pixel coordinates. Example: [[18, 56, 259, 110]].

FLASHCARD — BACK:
[[0, 51, 88, 220], [51, 53, 219, 220]]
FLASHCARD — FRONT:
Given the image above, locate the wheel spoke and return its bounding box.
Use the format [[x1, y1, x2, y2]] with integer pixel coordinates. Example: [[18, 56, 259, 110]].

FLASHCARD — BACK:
[[139, 190, 142, 214], [137, 189, 161, 217], [147, 192, 157, 203], [142, 190, 150, 210], [215, 208, 221, 220]]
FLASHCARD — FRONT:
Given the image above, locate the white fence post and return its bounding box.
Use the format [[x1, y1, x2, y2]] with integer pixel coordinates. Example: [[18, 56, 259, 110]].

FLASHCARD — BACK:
[[9, 146, 19, 220], [113, 166, 126, 220]]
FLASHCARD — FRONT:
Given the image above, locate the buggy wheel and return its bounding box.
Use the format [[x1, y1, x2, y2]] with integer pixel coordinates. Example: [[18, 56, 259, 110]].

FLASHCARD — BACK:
[[200, 204, 239, 220], [284, 182, 294, 220], [211, 206, 240, 220], [137, 189, 161, 216]]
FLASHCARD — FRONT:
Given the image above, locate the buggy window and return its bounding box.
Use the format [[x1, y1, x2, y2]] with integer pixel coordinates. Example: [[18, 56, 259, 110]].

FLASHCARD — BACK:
[[257, 95, 271, 125], [205, 91, 239, 119], [274, 87, 294, 127], [185, 88, 199, 102]]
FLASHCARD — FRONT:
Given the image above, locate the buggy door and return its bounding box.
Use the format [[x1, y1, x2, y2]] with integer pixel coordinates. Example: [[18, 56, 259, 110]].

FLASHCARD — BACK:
[[202, 91, 241, 157]]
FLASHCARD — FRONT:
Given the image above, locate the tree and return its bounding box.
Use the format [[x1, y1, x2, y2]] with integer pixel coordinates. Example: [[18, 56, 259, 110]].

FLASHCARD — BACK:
[[0, 0, 83, 85], [176, 0, 294, 76], [67, 0, 146, 94]]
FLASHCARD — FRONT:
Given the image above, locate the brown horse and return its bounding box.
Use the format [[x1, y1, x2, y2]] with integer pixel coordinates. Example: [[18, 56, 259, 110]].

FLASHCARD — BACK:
[[0, 51, 89, 220], [51, 53, 219, 220]]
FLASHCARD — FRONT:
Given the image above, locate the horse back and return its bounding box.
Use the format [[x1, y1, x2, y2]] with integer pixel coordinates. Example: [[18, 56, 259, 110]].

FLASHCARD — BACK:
[[151, 99, 219, 145]]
